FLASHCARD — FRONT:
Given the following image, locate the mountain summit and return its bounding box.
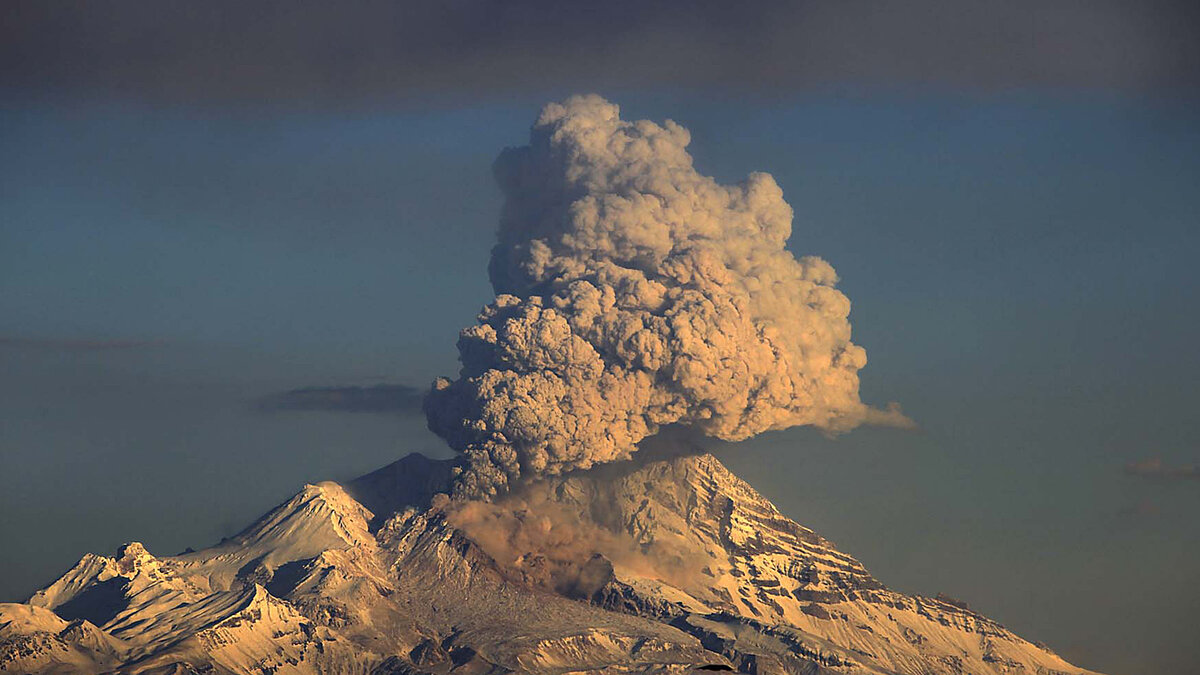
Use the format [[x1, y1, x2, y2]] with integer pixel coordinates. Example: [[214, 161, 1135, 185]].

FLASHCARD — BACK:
[[1, 452, 1103, 674]]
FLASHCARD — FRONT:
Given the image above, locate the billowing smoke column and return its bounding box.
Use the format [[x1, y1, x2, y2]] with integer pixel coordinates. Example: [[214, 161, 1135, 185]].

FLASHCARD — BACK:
[[427, 95, 910, 498]]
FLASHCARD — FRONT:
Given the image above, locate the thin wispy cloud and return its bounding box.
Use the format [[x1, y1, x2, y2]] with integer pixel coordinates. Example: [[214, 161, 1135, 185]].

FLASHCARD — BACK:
[[1117, 498, 1161, 519], [0, 336, 165, 351], [254, 384, 425, 415], [1124, 457, 1200, 482]]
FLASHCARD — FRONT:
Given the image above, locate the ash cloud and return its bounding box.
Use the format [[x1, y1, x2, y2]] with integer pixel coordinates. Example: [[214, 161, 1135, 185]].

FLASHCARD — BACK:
[[426, 95, 911, 497], [442, 481, 706, 598], [256, 384, 424, 414]]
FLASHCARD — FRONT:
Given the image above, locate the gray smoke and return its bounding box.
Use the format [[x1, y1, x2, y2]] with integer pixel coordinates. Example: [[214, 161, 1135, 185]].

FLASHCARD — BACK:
[[427, 95, 910, 498]]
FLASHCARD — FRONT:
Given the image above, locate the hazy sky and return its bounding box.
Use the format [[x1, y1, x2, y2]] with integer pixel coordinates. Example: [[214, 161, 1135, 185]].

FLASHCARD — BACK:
[[2, 4, 1199, 675]]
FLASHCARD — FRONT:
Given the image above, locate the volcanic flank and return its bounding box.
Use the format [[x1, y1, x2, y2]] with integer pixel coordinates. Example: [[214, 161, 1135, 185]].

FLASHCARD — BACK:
[[0, 99, 1105, 674], [0, 451, 1104, 674]]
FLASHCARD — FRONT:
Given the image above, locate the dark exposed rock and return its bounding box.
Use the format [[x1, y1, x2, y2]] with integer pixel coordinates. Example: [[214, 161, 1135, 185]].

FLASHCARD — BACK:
[[800, 603, 831, 620]]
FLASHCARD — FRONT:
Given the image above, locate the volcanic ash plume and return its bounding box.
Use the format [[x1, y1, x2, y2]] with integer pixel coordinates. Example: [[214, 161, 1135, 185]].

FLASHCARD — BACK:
[[426, 95, 911, 498]]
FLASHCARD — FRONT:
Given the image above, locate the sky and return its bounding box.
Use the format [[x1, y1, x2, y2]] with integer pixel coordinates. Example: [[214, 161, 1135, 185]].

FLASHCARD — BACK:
[[2, 3, 1199, 674]]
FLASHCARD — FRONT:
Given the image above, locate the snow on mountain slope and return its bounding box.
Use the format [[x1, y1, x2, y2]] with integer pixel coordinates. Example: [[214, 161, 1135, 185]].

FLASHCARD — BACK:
[[513, 453, 1103, 675], [1, 451, 1106, 675]]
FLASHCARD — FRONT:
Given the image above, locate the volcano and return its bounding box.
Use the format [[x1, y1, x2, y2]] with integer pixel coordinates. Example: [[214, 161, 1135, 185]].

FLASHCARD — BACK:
[[1, 451, 1102, 675]]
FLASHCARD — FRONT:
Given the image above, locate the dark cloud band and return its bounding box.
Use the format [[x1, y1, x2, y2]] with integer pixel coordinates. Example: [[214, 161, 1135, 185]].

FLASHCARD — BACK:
[[4, 0, 1197, 106]]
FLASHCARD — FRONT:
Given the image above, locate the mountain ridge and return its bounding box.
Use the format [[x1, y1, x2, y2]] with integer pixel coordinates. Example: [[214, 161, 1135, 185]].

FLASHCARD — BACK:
[[1, 451, 1105, 675]]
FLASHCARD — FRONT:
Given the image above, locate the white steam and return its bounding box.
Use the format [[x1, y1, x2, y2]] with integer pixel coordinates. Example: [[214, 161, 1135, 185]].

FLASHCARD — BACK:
[[426, 95, 910, 498]]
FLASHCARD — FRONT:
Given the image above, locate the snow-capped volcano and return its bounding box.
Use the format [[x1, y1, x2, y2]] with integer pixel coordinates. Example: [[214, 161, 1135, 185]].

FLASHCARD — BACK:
[[1, 451, 1104, 675]]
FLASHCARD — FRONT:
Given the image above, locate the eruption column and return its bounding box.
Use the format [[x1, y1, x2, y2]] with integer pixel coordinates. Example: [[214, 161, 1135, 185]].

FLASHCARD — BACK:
[[426, 95, 910, 498]]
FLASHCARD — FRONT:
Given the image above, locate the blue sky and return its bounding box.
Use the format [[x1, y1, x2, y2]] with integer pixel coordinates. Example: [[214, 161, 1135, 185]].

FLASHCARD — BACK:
[[2, 89, 1199, 675]]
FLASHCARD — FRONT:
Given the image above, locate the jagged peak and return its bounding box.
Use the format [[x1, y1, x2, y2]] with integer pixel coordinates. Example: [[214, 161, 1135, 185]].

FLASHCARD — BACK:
[[294, 481, 372, 517], [231, 480, 375, 554], [242, 582, 282, 611], [115, 541, 149, 559], [113, 541, 162, 577], [27, 551, 122, 610]]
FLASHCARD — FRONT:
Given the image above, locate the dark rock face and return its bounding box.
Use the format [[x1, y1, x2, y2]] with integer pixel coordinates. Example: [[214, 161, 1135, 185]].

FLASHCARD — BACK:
[[934, 593, 971, 611], [800, 603, 831, 620], [347, 453, 455, 529]]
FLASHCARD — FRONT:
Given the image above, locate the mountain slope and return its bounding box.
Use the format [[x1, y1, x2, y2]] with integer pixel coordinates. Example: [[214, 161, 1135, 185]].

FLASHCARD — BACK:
[[507, 453, 1098, 675], [1, 452, 1105, 675]]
